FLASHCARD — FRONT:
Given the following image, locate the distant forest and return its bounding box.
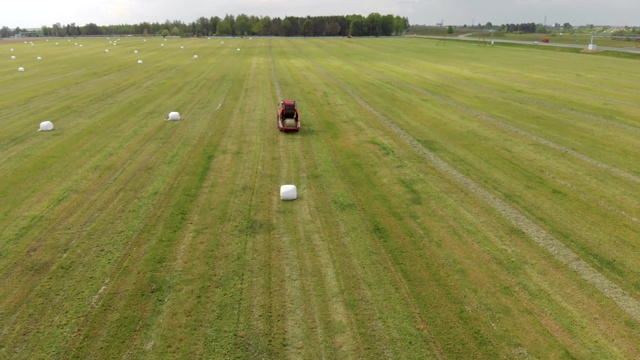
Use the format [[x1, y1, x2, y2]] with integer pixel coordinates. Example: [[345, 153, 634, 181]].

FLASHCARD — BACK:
[[1, 13, 410, 38]]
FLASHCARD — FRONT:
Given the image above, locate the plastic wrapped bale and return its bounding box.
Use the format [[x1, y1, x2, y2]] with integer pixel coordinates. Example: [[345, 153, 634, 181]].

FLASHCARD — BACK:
[[283, 119, 296, 128], [137, 60, 143, 64], [36, 56, 42, 61], [193, 55, 198, 59], [39, 121, 54, 131], [18, 67, 25, 72], [168, 112, 181, 121], [280, 185, 297, 201], [105, 49, 109, 53], [134, 50, 138, 54], [11, 55, 16, 60]]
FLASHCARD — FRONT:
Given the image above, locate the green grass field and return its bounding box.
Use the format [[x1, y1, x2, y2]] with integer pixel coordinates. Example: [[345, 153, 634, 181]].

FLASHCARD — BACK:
[[1, 36, 639, 358]]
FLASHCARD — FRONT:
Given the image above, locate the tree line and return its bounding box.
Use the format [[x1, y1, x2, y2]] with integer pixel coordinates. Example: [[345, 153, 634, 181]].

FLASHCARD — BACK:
[[1, 13, 409, 38], [499, 22, 574, 34]]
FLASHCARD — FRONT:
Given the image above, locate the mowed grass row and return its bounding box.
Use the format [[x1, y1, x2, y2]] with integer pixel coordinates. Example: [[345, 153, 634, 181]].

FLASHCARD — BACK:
[[314, 37, 640, 298], [273, 38, 640, 356], [0, 37, 254, 357], [0, 37, 639, 358]]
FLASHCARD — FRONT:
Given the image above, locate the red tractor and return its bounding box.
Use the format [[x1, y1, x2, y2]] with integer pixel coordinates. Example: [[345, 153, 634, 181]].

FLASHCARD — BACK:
[[277, 100, 300, 132]]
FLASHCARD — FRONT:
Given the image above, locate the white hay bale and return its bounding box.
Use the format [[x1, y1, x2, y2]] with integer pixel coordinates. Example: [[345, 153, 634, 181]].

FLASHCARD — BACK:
[[283, 119, 296, 128], [237, 48, 240, 51], [134, 50, 139, 54], [193, 54, 198, 59], [180, 45, 184, 49], [36, 56, 42, 61], [11, 55, 16, 60], [10, 48, 14, 51], [161, 43, 165, 47], [18, 67, 25, 72], [137, 60, 143, 64], [168, 112, 181, 121], [221, 41, 224, 44], [280, 185, 297, 201], [39, 121, 54, 131], [105, 49, 109, 53]]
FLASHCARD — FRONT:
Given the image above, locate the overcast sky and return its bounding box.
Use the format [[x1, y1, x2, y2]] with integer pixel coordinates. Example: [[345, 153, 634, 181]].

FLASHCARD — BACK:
[[2, 0, 638, 29]]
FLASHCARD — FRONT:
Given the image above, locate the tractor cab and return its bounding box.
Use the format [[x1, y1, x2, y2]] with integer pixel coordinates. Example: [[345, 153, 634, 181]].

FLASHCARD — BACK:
[[281, 100, 297, 118]]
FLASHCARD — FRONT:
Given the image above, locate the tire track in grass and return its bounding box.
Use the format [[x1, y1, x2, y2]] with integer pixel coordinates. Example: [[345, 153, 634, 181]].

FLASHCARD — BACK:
[[5, 124, 189, 358], [190, 54, 272, 358], [397, 64, 640, 134], [291, 128, 357, 357], [0, 49, 214, 258], [138, 86, 234, 354], [51, 57, 236, 357], [271, 41, 359, 357], [59, 127, 215, 356], [317, 66, 640, 323], [173, 86, 233, 271], [290, 40, 446, 357], [353, 64, 640, 184], [302, 137, 429, 357], [1, 55, 217, 267], [140, 49, 259, 355], [270, 42, 312, 357], [0, 112, 175, 327], [178, 105, 249, 357], [473, 68, 640, 111], [396, 80, 640, 184], [458, 80, 640, 135], [238, 45, 289, 358], [232, 61, 266, 352]]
